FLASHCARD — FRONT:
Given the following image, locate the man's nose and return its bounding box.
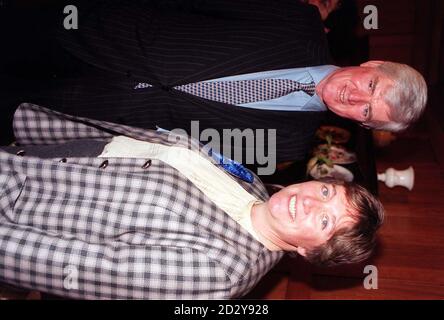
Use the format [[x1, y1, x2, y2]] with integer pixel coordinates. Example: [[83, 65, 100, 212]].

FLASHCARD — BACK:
[[349, 90, 370, 105]]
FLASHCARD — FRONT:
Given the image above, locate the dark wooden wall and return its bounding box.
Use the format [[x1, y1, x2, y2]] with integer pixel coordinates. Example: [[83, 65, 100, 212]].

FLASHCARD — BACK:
[[356, 0, 444, 84]]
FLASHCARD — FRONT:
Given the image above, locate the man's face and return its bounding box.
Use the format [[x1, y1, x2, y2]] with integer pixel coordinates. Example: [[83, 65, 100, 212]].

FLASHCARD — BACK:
[[266, 181, 356, 252], [316, 61, 394, 125]]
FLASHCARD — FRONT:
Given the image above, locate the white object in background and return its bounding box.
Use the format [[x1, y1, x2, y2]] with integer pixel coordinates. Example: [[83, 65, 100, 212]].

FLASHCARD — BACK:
[[309, 163, 354, 182], [377, 166, 415, 190]]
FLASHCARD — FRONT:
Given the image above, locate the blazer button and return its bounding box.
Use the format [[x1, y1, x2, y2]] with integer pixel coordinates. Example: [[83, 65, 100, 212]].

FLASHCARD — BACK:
[[59, 158, 67, 163], [142, 159, 152, 169], [16, 150, 26, 156], [99, 160, 109, 169]]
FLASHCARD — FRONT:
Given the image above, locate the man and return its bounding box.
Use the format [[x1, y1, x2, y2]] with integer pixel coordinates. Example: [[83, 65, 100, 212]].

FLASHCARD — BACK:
[[0, 103, 384, 299], [5, 0, 428, 165]]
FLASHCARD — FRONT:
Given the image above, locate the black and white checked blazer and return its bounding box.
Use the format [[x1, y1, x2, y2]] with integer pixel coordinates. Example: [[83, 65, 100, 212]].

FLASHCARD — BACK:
[[29, 0, 331, 164], [0, 103, 283, 299]]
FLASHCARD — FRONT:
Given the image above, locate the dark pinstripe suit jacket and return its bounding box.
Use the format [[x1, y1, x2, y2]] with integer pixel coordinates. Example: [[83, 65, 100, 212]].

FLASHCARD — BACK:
[[46, 0, 332, 165]]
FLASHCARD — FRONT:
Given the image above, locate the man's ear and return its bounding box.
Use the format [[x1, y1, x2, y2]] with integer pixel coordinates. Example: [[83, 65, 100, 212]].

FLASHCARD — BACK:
[[296, 246, 308, 257], [360, 60, 385, 68]]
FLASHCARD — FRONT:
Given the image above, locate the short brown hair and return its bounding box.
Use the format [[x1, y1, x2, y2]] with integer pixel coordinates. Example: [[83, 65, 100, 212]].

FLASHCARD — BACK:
[[302, 181, 384, 267]]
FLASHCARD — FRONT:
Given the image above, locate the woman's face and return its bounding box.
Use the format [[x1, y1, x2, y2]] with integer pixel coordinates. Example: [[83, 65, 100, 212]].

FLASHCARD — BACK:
[[264, 181, 356, 250]]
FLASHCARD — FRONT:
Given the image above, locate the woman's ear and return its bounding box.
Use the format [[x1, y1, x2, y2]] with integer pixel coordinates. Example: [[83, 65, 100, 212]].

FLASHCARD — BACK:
[[296, 246, 308, 257], [360, 60, 385, 68]]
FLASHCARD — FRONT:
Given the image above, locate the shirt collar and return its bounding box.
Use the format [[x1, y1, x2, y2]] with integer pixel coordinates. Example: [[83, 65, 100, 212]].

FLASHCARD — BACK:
[[307, 65, 338, 110], [308, 65, 339, 85]]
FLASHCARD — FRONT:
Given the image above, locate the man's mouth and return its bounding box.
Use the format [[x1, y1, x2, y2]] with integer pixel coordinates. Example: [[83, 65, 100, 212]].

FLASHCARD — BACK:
[[289, 195, 297, 222], [339, 86, 346, 104]]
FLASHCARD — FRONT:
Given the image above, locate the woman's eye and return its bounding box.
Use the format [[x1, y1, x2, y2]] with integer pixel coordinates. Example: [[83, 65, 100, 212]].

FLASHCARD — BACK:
[[321, 215, 329, 230], [321, 185, 329, 198]]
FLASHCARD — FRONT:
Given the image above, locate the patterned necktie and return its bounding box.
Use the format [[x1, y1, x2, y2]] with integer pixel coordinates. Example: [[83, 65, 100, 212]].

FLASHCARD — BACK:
[[174, 79, 316, 104]]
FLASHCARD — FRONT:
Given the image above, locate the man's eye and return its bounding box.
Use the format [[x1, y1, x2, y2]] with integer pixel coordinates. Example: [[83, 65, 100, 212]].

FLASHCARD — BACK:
[[368, 80, 374, 91], [363, 105, 370, 120], [321, 215, 329, 230], [321, 185, 329, 198]]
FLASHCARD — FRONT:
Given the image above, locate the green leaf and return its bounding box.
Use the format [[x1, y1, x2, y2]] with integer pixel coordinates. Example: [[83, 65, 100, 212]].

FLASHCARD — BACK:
[[317, 155, 334, 168], [326, 134, 332, 147]]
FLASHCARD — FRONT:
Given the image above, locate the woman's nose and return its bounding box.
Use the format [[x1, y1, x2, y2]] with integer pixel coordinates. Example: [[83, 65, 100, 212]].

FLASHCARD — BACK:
[[303, 197, 320, 215]]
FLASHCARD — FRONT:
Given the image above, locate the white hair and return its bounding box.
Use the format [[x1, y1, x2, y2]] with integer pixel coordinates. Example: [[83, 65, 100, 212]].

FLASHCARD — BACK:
[[365, 62, 428, 132]]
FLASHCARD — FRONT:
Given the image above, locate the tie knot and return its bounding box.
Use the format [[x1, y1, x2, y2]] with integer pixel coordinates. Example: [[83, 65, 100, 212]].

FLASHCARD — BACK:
[[297, 81, 316, 97]]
